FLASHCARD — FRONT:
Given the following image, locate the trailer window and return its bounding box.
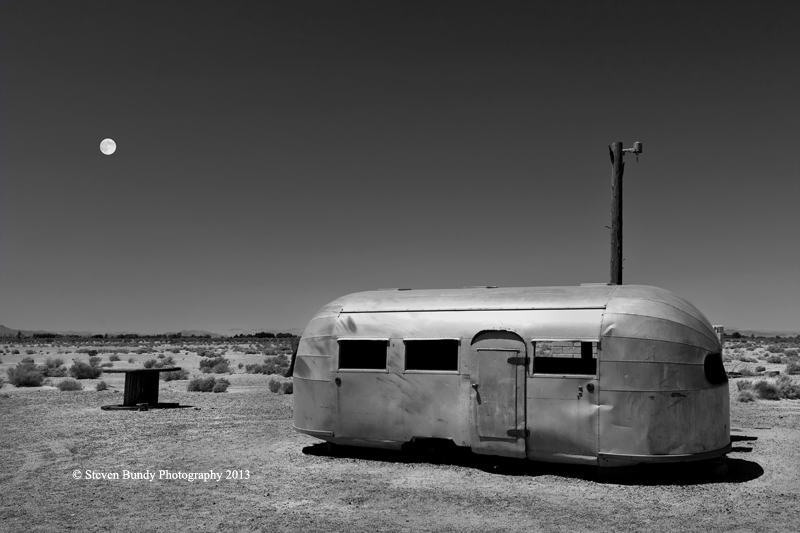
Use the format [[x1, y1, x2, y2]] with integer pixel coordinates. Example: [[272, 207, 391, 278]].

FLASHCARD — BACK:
[[404, 339, 459, 372], [703, 352, 728, 385], [338, 340, 388, 370], [533, 341, 597, 375]]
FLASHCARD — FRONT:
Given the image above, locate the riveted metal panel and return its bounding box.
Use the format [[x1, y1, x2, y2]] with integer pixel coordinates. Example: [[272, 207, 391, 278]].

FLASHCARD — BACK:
[[339, 285, 617, 313], [601, 313, 719, 352], [334, 372, 466, 444], [609, 285, 713, 329], [600, 336, 709, 364], [605, 298, 720, 349], [297, 335, 335, 359], [598, 387, 729, 456], [526, 375, 599, 460], [292, 355, 331, 382], [334, 309, 604, 341], [293, 377, 335, 433], [302, 315, 338, 339], [600, 360, 709, 391]]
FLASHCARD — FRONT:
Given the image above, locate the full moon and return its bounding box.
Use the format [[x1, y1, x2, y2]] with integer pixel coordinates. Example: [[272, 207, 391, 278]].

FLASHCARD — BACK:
[[100, 138, 116, 155]]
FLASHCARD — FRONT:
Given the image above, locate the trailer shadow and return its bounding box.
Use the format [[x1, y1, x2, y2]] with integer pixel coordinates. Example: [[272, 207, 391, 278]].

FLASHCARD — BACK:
[[302, 440, 763, 486]]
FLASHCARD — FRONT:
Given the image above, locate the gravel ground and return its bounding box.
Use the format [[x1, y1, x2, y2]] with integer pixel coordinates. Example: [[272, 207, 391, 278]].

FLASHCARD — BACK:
[[1, 370, 798, 533]]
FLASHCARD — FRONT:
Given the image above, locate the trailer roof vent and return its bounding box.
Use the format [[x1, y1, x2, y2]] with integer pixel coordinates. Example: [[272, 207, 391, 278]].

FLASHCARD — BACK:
[[463, 286, 499, 289]]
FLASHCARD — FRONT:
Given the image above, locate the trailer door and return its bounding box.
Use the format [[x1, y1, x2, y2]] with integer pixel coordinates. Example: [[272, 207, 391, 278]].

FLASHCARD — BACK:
[[470, 331, 527, 459]]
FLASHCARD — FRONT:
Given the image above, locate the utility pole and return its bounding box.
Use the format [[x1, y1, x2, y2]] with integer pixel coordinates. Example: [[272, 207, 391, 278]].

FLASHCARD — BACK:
[[609, 141, 642, 285]]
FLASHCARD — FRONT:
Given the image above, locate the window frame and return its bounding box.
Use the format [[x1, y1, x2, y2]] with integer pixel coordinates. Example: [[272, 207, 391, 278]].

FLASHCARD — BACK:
[[529, 338, 599, 378], [336, 337, 390, 372], [402, 337, 461, 374]]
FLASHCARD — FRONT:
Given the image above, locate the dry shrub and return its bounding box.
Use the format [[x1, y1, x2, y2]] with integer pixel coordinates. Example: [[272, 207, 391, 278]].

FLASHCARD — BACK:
[[754, 366, 766, 373], [776, 375, 800, 399], [752, 380, 780, 400], [786, 362, 800, 375], [58, 379, 83, 391], [738, 367, 756, 377], [95, 381, 109, 391], [187, 376, 229, 393], [736, 380, 752, 391], [188, 376, 215, 392], [265, 356, 289, 374], [268, 376, 293, 394], [7, 361, 45, 387], [108, 354, 121, 362], [70, 359, 102, 379], [245, 364, 267, 374], [737, 390, 756, 402], [42, 358, 67, 377], [766, 355, 783, 364], [268, 377, 282, 393], [245, 357, 288, 375], [162, 369, 189, 381], [143, 359, 157, 369], [212, 379, 230, 393], [199, 357, 229, 374]]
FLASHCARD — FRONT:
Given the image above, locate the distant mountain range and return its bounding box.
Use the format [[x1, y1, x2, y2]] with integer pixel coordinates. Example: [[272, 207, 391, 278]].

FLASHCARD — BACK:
[[0, 325, 100, 337], [227, 327, 305, 337], [724, 328, 800, 338], [0, 325, 303, 338]]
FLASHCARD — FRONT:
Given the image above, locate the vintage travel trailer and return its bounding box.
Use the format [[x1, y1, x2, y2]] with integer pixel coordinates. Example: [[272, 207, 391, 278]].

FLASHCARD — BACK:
[[291, 284, 731, 467]]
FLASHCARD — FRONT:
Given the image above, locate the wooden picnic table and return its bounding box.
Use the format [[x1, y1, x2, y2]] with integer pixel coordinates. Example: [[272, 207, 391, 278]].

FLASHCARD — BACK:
[[100, 367, 182, 410]]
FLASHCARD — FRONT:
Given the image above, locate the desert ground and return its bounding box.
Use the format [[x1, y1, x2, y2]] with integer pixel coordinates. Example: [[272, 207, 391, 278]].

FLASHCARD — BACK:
[[1, 338, 799, 533]]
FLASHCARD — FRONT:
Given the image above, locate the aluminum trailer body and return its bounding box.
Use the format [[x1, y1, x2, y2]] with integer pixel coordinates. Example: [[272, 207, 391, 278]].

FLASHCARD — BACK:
[[292, 284, 730, 467]]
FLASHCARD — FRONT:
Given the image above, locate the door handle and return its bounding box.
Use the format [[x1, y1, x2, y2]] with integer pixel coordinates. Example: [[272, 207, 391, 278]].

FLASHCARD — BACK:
[[471, 382, 481, 404]]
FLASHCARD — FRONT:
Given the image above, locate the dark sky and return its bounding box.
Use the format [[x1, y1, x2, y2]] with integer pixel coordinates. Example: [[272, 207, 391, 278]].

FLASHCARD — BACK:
[[1, 1, 798, 334]]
